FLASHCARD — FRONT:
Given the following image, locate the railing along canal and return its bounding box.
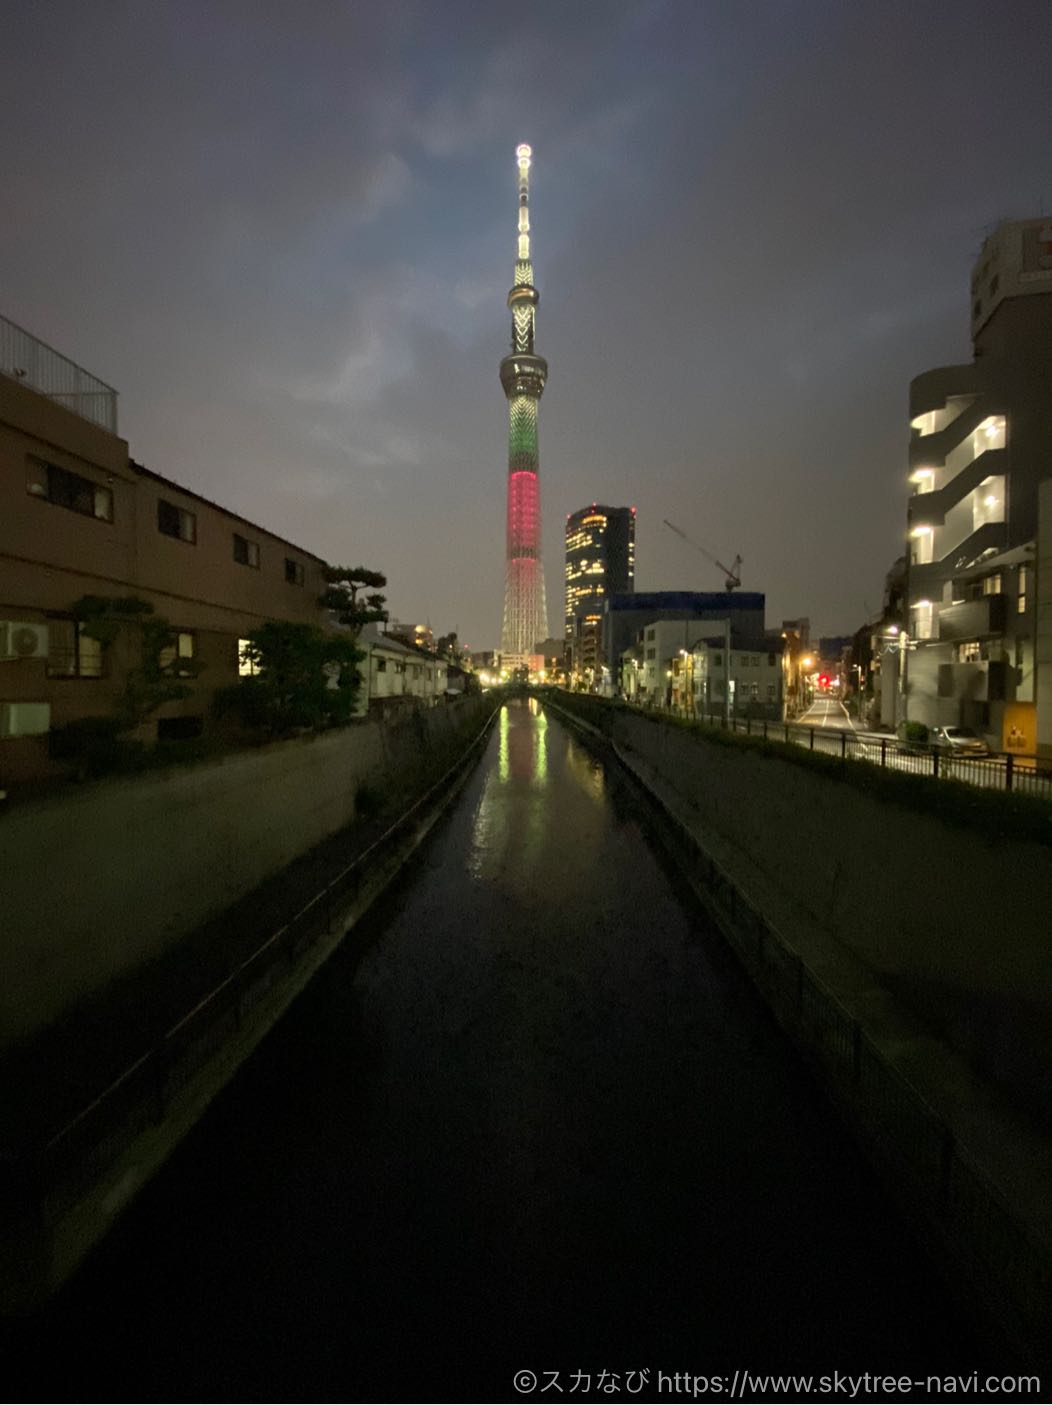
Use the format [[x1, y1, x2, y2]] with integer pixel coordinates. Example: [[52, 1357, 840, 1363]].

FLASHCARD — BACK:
[[638, 705, 1051, 799]]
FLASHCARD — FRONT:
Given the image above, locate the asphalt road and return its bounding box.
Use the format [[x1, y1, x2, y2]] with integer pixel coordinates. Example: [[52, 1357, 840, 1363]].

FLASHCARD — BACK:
[[2, 698, 1011, 1402], [796, 695, 857, 731]]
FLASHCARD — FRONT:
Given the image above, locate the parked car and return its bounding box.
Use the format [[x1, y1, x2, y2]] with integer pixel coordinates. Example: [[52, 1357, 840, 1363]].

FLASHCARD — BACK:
[[929, 725, 990, 756]]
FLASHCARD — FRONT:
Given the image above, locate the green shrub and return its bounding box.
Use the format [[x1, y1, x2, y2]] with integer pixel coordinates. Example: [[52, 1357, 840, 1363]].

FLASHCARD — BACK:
[[898, 720, 929, 745], [48, 716, 126, 777]]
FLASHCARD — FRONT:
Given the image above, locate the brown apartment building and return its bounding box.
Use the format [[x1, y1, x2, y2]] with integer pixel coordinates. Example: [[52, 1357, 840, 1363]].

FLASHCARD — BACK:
[[0, 315, 329, 784]]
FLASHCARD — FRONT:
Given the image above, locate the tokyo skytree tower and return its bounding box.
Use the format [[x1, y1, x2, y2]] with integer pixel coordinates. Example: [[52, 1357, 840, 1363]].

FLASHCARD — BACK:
[[499, 143, 549, 663]]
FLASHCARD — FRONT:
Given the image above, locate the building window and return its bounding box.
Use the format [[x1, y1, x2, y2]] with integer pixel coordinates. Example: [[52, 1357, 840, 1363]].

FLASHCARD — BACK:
[[158, 631, 196, 676], [957, 641, 981, 663], [237, 639, 259, 676], [767, 684, 776, 699], [713, 653, 723, 667], [284, 557, 305, 586], [646, 647, 656, 660], [376, 657, 387, 673], [233, 533, 260, 568], [27, 460, 113, 522], [47, 619, 104, 678], [1018, 564, 1029, 613], [157, 498, 196, 543], [981, 573, 1003, 596]]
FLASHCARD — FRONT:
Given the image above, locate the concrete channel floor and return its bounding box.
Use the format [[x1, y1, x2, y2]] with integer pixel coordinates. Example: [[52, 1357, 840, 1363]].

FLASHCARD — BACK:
[[2, 698, 1020, 1402]]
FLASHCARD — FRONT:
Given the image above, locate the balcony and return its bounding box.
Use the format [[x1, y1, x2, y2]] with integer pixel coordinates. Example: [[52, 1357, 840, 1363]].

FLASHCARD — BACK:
[[910, 522, 1009, 602], [909, 362, 980, 425], [937, 595, 1007, 642], [907, 448, 1006, 526], [0, 314, 117, 433]]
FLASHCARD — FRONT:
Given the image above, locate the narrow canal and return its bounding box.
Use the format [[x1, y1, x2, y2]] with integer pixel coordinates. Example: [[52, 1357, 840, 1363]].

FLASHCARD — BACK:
[[8, 699, 1004, 1401]]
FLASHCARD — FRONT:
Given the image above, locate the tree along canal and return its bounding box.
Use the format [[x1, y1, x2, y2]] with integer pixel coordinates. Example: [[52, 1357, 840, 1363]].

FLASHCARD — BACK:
[[3, 698, 1012, 1401]]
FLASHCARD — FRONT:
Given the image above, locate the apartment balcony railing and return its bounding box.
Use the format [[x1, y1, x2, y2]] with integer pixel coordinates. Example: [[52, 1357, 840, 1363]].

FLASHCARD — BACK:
[[0, 314, 118, 434], [937, 595, 1008, 642]]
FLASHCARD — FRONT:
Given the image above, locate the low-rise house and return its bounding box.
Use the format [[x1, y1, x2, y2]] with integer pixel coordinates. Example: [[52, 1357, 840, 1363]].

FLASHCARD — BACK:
[[620, 617, 782, 718], [357, 626, 448, 716]]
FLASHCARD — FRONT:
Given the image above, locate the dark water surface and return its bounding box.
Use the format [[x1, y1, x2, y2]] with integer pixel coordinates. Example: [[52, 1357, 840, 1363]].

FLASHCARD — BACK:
[[5, 700, 1009, 1401]]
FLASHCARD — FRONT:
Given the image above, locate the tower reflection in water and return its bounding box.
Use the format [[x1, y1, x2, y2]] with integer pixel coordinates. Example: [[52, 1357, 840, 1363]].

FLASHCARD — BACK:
[[499, 697, 548, 786]]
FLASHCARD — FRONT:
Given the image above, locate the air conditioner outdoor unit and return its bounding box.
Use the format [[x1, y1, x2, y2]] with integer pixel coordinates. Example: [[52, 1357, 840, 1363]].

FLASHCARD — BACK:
[[0, 702, 51, 737], [0, 622, 49, 660]]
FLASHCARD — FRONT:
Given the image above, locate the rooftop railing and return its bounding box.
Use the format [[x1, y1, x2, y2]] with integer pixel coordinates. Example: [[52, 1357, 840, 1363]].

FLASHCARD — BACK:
[[0, 314, 118, 434]]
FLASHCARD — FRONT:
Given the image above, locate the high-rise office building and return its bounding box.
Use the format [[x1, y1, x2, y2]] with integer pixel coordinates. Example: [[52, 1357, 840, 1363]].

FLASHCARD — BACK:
[[904, 217, 1052, 750], [499, 144, 548, 665], [564, 504, 635, 681]]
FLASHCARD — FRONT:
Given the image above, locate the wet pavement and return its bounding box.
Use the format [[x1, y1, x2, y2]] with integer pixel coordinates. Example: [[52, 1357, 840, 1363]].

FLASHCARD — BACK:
[[4, 699, 1009, 1401]]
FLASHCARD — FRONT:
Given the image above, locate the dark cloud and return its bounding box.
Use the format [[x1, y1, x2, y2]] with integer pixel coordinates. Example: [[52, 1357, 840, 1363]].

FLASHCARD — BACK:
[[4, 0, 1052, 647]]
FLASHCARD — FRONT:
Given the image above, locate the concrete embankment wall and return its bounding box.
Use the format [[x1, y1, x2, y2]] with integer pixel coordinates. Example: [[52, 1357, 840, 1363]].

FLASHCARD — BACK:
[[563, 699, 1052, 1112], [548, 693, 1052, 1355], [0, 696, 488, 1049]]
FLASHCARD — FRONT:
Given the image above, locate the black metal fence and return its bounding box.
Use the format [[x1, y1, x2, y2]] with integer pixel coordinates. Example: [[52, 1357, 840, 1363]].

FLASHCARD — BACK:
[[680, 708, 1052, 799]]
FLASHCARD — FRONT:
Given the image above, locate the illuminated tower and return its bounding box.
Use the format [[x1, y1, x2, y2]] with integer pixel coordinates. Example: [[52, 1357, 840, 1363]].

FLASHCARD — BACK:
[[499, 143, 548, 664]]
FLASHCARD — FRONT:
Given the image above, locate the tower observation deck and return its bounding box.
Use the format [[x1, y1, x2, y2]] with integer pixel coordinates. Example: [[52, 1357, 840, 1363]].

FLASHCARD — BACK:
[[499, 143, 549, 664]]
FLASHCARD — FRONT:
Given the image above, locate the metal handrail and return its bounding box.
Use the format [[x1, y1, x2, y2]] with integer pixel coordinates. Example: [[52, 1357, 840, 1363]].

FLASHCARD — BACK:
[[0, 313, 118, 433]]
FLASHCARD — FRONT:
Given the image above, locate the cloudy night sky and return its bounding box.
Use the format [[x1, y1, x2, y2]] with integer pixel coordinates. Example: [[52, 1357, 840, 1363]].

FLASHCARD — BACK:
[[4, 0, 1052, 650]]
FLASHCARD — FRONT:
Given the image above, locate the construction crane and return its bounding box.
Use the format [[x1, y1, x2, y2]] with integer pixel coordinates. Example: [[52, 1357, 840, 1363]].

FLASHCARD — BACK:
[[662, 519, 742, 592]]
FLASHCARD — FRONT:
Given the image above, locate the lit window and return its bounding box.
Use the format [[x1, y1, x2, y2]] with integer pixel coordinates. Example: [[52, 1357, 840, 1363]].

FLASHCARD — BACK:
[[1018, 564, 1029, 614], [159, 631, 196, 675], [47, 619, 104, 678], [233, 533, 260, 568], [957, 641, 981, 663], [238, 639, 259, 676]]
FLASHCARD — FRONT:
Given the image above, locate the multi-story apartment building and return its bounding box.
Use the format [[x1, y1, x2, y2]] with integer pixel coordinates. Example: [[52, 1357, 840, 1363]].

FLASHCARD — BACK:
[[619, 617, 782, 718], [904, 219, 1052, 751], [1, 316, 331, 783], [564, 504, 635, 684], [602, 589, 766, 697]]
